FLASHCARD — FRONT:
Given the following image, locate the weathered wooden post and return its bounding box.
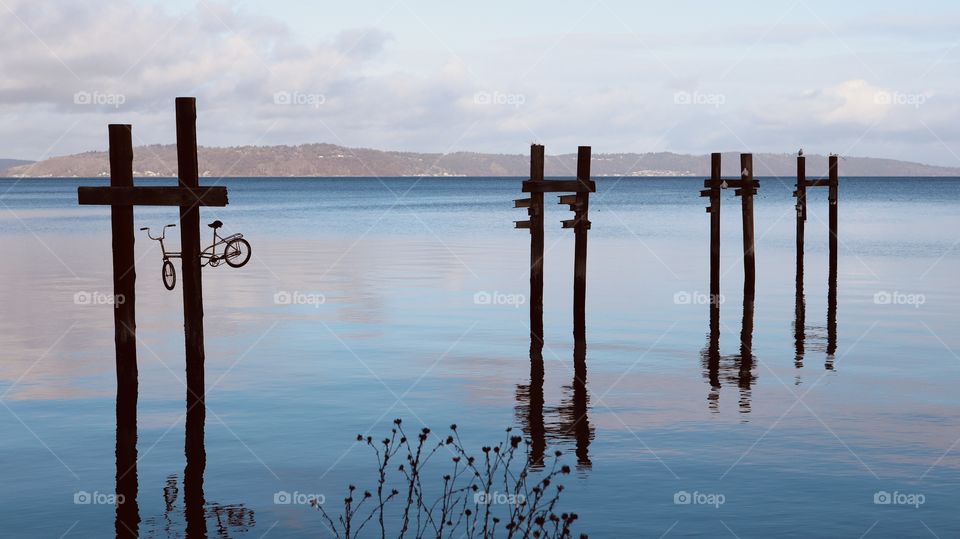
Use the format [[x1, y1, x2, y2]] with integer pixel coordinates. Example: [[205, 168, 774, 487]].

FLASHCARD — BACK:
[[828, 154, 839, 291], [518, 146, 595, 343], [571, 147, 592, 341], [515, 145, 546, 342], [736, 154, 757, 297], [105, 125, 139, 413], [709, 153, 721, 303], [176, 97, 207, 412], [795, 155, 806, 272]]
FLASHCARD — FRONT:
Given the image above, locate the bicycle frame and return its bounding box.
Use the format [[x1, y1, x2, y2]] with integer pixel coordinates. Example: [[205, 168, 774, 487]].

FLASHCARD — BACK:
[[142, 223, 244, 266], [200, 227, 244, 266], [140, 224, 180, 260]]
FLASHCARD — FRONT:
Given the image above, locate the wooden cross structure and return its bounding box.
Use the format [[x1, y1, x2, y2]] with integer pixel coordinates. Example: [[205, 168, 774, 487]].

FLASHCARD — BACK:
[[515, 145, 596, 342], [76, 97, 227, 413], [794, 154, 839, 285], [700, 153, 760, 302]]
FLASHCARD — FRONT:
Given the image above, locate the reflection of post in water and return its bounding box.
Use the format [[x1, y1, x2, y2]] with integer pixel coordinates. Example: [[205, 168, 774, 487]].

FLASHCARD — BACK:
[[794, 266, 806, 373], [115, 386, 140, 538], [737, 294, 756, 415], [184, 391, 207, 537], [700, 296, 755, 415], [516, 340, 547, 467], [826, 268, 838, 370], [515, 336, 592, 469], [703, 304, 721, 412]]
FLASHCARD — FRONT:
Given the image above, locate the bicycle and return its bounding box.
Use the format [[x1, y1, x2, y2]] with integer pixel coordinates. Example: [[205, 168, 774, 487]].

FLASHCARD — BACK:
[[140, 220, 251, 290]]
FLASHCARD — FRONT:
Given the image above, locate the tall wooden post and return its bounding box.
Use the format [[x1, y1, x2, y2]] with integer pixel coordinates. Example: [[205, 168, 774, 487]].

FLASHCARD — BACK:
[[176, 98, 208, 524], [739, 154, 756, 297], [828, 155, 838, 287], [175, 97, 206, 409], [109, 124, 140, 538], [572, 146, 591, 341], [529, 145, 545, 343], [796, 156, 806, 273], [109, 125, 138, 405], [709, 153, 721, 306]]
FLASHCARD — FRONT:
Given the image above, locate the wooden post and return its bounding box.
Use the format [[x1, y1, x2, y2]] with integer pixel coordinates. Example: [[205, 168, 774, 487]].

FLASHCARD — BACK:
[[529, 145, 545, 343], [709, 153, 721, 305], [110, 125, 139, 537], [573, 146, 591, 341], [739, 154, 756, 298], [108, 125, 138, 407], [828, 155, 838, 289], [175, 97, 206, 411], [796, 156, 806, 274]]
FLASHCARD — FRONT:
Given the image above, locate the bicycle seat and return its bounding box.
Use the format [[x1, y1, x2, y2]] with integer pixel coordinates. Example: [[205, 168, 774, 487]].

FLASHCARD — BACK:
[[207, 220, 223, 229]]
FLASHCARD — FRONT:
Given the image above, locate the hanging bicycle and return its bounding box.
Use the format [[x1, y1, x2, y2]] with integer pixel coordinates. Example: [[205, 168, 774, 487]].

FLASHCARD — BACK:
[[140, 220, 251, 290]]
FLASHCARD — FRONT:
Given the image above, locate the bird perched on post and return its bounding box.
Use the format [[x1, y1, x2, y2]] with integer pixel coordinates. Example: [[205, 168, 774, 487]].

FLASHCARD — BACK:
[[798, 148, 804, 157]]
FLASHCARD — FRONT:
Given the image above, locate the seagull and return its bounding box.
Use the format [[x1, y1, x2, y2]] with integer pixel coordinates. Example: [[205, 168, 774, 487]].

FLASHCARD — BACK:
[[798, 148, 804, 157]]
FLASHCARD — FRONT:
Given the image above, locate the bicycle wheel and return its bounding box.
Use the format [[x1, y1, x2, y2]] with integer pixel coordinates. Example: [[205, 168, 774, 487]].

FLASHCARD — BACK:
[[162, 260, 177, 290], [225, 238, 251, 268]]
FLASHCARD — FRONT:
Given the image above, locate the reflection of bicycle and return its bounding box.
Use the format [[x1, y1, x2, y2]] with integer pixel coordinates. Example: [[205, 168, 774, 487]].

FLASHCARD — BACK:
[[140, 220, 251, 290]]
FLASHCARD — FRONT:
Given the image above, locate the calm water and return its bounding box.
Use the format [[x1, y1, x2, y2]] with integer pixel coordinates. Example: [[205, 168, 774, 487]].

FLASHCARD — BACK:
[[1, 176, 959, 538]]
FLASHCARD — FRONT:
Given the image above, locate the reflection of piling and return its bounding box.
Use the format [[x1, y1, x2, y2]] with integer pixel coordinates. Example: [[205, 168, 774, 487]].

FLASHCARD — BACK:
[[705, 305, 721, 411], [570, 339, 591, 468], [794, 265, 806, 370], [115, 388, 140, 537], [184, 398, 207, 537], [527, 340, 546, 467], [738, 295, 755, 414]]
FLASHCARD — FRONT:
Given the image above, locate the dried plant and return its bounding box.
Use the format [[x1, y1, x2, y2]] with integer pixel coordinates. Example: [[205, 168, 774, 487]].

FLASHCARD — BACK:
[[313, 419, 585, 539]]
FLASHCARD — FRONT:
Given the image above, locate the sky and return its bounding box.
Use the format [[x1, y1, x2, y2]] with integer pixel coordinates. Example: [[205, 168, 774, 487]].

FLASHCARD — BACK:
[[1, 0, 959, 165]]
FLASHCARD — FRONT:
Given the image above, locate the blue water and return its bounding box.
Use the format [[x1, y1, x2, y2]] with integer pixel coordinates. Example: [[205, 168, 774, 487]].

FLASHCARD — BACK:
[[1, 177, 959, 538]]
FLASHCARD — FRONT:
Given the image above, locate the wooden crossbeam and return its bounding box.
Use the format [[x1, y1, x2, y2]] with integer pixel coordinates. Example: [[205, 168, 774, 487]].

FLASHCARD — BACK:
[[804, 178, 831, 187], [523, 179, 596, 193], [702, 179, 760, 188], [514, 198, 532, 208], [78, 186, 228, 207]]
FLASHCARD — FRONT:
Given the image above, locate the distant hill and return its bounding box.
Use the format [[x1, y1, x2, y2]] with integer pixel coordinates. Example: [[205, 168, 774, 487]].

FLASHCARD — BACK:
[[6, 144, 959, 177], [0, 159, 34, 175]]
